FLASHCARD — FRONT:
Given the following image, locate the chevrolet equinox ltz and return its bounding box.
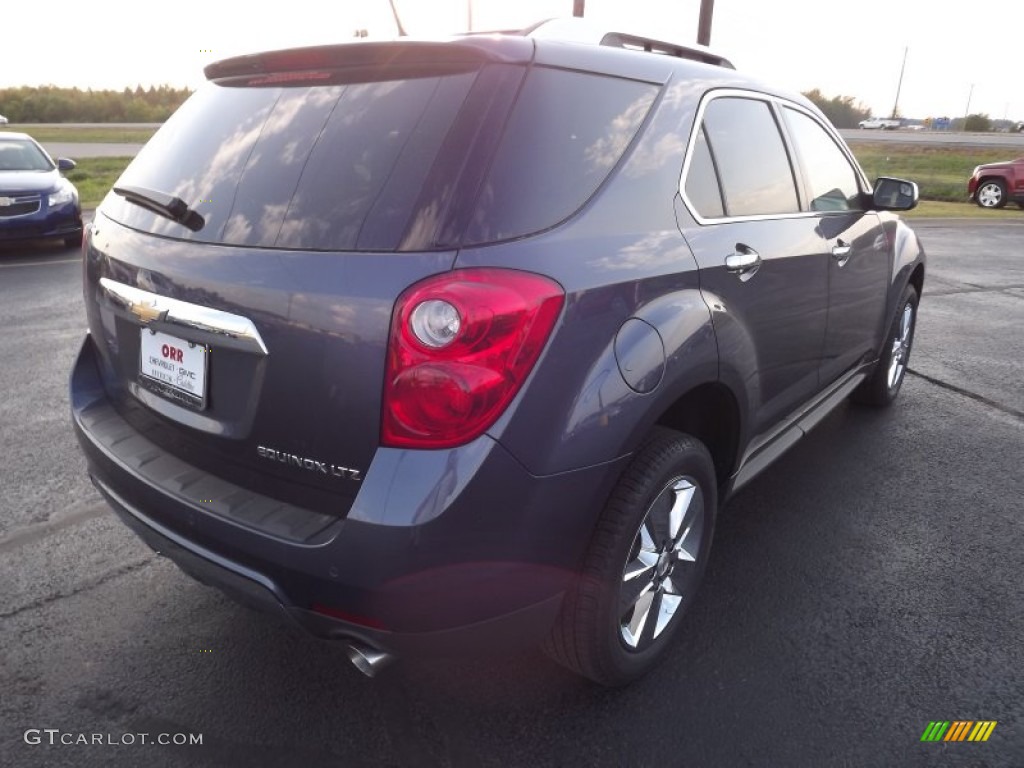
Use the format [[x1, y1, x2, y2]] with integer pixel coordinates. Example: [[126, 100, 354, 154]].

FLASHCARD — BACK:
[[71, 20, 925, 685]]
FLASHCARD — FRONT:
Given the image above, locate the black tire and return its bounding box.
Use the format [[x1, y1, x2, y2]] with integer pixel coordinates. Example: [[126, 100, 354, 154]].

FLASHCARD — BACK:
[[64, 232, 83, 249], [544, 427, 717, 686], [975, 179, 1007, 209], [852, 283, 918, 406]]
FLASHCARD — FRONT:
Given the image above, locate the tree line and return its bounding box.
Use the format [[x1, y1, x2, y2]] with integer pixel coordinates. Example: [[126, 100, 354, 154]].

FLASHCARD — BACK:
[[801, 89, 998, 132], [801, 90, 872, 129], [1, 83, 1002, 132], [0, 85, 192, 123]]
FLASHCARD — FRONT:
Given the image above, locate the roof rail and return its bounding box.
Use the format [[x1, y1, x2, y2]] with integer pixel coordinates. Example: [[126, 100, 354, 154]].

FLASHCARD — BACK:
[[509, 17, 734, 69], [598, 32, 733, 69]]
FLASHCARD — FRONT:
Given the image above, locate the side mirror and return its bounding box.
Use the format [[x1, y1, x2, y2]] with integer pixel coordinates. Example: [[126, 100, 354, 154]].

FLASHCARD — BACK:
[[57, 158, 76, 172], [873, 177, 918, 211]]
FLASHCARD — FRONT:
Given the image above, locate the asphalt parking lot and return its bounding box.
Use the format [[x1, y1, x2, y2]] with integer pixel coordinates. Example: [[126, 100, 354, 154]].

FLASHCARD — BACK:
[[1, 218, 1022, 767]]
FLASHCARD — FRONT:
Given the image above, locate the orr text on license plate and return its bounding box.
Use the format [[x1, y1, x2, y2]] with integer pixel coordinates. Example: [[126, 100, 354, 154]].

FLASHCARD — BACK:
[[139, 329, 208, 410]]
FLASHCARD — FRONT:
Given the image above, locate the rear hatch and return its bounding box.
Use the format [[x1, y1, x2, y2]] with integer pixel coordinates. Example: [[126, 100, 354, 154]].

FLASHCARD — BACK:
[[84, 38, 660, 517]]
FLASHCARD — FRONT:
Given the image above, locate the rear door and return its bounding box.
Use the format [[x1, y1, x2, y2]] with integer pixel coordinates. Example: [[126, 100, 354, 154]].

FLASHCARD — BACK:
[[679, 93, 829, 438], [779, 106, 890, 386]]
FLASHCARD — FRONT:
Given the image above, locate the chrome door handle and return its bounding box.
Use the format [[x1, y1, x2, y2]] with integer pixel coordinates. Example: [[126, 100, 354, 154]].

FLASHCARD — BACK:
[[832, 239, 852, 265], [725, 244, 761, 281]]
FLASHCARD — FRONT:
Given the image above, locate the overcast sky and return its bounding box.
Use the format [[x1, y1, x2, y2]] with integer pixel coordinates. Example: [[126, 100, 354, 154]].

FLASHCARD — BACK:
[[2, 0, 1022, 121]]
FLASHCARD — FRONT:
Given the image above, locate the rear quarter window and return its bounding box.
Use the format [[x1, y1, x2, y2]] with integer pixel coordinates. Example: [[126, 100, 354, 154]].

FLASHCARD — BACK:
[[683, 126, 725, 219], [463, 69, 659, 245]]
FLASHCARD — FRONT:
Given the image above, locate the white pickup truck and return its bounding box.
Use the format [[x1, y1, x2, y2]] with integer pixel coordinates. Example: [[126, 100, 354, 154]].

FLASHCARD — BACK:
[[858, 117, 902, 130]]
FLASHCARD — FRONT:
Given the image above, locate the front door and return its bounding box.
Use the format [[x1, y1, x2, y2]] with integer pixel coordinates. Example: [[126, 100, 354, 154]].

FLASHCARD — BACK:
[[779, 107, 890, 386]]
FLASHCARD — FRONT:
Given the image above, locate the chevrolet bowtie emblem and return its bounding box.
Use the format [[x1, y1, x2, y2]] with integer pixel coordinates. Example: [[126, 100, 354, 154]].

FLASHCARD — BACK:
[[129, 300, 165, 324]]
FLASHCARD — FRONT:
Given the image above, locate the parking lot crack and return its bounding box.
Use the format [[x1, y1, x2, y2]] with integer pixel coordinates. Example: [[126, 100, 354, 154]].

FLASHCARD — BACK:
[[0, 556, 156, 620], [907, 368, 1024, 421], [925, 283, 1024, 298]]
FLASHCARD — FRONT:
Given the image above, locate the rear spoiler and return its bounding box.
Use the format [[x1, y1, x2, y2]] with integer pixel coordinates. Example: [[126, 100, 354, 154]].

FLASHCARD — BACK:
[[204, 39, 533, 82]]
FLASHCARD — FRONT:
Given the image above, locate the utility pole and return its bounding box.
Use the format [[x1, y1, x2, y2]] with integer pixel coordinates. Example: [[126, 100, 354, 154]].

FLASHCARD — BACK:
[[697, 0, 714, 45], [387, 0, 407, 36], [467, 0, 472, 31], [964, 83, 974, 126], [573, 0, 584, 17], [891, 47, 907, 119]]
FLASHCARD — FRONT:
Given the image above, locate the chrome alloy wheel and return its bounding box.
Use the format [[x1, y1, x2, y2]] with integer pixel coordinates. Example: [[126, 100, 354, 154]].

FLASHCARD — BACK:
[[619, 477, 704, 650], [888, 302, 914, 389], [976, 182, 1003, 208]]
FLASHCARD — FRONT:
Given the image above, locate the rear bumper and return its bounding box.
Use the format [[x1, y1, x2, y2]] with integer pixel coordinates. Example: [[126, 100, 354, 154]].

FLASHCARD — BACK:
[[92, 475, 566, 657], [71, 333, 625, 657]]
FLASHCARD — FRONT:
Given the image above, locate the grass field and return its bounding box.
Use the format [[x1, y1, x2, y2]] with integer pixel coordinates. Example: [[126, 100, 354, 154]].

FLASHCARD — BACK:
[[0, 126, 157, 143], [848, 141, 1022, 204], [66, 157, 133, 207], [905, 200, 1023, 220]]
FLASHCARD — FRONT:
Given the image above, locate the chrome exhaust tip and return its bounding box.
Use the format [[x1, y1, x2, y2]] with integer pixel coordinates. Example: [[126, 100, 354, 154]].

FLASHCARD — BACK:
[[347, 643, 394, 678]]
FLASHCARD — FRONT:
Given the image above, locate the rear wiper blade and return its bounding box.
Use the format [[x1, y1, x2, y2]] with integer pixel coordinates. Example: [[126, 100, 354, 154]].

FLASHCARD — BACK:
[[113, 185, 205, 232]]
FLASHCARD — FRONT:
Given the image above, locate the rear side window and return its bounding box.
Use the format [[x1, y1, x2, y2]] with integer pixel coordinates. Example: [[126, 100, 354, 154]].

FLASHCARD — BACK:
[[696, 97, 799, 218], [463, 69, 659, 244]]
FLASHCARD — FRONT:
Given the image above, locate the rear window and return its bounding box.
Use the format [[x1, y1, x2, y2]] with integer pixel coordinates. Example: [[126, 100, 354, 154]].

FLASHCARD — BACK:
[[102, 62, 657, 251], [103, 73, 477, 251]]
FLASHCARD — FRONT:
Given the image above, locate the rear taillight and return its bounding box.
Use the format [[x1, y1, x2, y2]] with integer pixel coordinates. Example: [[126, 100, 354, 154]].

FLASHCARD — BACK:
[[382, 269, 564, 449]]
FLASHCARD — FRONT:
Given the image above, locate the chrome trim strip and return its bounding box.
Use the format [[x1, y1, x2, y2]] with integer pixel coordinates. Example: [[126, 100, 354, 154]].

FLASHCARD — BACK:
[[677, 87, 873, 227], [99, 277, 268, 354]]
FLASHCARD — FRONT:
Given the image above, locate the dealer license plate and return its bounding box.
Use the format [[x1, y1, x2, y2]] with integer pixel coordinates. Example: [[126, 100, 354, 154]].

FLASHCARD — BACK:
[[139, 329, 208, 410]]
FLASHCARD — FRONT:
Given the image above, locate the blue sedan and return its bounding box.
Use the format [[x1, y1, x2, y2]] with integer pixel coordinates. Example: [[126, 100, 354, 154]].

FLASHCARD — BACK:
[[0, 132, 83, 248]]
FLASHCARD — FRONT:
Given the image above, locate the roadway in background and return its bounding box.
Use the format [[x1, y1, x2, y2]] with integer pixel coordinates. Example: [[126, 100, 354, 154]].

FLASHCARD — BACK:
[[45, 143, 145, 158], [840, 129, 1024, 148]]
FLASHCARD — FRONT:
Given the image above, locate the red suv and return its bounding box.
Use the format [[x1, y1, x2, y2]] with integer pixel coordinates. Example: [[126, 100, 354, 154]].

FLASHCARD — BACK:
[[968, 157, 1024, 209]]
